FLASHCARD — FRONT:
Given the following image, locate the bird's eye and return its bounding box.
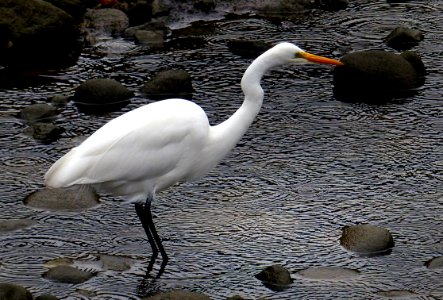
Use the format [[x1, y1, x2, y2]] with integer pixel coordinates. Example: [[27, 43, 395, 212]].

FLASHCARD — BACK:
[[294, 52, 303, 59]]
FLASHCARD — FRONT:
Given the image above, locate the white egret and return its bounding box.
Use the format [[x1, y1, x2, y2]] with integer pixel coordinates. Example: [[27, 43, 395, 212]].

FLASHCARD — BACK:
[[45, 42, 342, 274]]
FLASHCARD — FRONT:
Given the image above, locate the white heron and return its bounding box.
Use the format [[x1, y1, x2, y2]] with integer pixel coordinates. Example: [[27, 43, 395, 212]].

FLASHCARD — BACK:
[[45, 42, 342, 274]]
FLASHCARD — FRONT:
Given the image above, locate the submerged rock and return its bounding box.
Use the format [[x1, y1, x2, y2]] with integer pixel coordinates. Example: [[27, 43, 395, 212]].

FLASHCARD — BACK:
[[0, 283, 33, 300], [19, 104, 57, 124], [0, 219, 35, 232], [227, 40, 272, 59], [0, 0, 81, 69], [340, 224, 394, 256], [255, 264, 292, 291], [73, 78, 133, 114], [375, 290, 419, 298], [385, 27, 423, 50], [296, 267, 360, 280], [35, 294, 60, 300], [425, 256, 443, 269], [333, 50, 425, 103], [24, 122, 64, 144], [24, 187, 99, 211], [142, 70, 193, 100], [143, 289, 211, 300], [43, 265, 97, 284]]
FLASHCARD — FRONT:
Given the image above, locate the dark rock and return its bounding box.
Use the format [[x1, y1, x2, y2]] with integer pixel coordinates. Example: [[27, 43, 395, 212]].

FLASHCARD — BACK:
[[73, 78, 133, 114], [340, 224, 394, 256], [0, 219, 35, 232], [425, 256, 443, 269], [227, 40, 272, 59], [385, 27, 423, 50], [142, 70, 193, 100], [166, 37, 207, 50], [98, 254, 132, 271], [194, 0, 216, 12], [143, 290, 211, 300], [315, 0, 348, 11], [43, 265, 97, 284], [376, 290, 419, 298], [0, 283, 33, 300], [226, 296, 246, 300], [333, 50, 425, 103], [296, 267, 360, 280], [35, 294, 60, 300], [127, 0, 152, 26], [124, 21, 168, 39], [24, 122, 64, 144], [50, 95, 70, 108], [24, 187, 100, 211], [0, 0, 81, 69], [400, 51, 426, 85], [255, 0, 313, 18], [19, 104, 57, 124], [82, 8, 130, 45], [134, 30, 164, 48], [44, 0, 88, 21], [255, 264, 292, 291]]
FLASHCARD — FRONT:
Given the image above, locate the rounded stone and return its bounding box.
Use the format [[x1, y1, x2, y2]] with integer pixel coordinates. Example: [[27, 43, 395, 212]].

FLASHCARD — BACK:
[[73, 78, 133, 114], [143, 289, 211, 300], [0, 219, 35, 232], [42, 265, 96, 284], [333, 50, 424, 103], [0, 283, 33, 300], [19, 104, 57, 124], [255, 264, 292, 291], [142, 70, 193, 100], [385, 26, 424, 50], [24, 187, 99, 211], [425, 256, 443, 269], [340, 224, 394, 256], [296, 267, 360, 280]]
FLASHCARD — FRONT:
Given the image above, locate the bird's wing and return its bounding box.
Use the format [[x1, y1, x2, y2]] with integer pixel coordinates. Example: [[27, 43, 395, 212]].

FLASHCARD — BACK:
[[45, 99, 209, 188]]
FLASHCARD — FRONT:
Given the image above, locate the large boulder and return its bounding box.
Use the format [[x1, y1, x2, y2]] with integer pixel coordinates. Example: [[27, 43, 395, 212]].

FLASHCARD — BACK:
[[333, 50, 426, 103], [0, 0, 81, 69], [73, 78, 134, 114]]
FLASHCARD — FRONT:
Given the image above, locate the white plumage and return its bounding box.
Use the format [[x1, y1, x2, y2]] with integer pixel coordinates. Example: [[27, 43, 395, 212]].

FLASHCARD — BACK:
[[44, 42, 342, 272]]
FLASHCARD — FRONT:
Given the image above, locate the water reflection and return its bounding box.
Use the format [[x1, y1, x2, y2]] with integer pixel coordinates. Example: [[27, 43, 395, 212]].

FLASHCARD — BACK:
[[1, 1, 443, 299]]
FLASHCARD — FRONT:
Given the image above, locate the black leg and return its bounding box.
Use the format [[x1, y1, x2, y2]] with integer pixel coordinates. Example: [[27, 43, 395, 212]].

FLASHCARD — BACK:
[[134, 201, 168, 277]]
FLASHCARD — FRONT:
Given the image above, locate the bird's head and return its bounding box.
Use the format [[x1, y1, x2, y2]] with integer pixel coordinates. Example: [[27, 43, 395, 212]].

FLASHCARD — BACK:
[[272, 42, 343, 66]]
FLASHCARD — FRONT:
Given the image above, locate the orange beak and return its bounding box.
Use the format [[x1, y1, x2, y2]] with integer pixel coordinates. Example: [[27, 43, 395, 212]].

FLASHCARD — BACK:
[[300, 52, 343, 66]]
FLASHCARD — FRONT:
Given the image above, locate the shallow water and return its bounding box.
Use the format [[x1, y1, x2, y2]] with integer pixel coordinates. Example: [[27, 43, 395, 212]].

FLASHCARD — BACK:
[[1, 1, 443, 299]]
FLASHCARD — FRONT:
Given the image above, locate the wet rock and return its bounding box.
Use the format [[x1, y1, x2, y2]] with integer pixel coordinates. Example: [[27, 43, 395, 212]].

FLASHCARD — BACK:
[[226, 295, 246, 300], [194, 0, 216, 12], [24, 187, 100, 211], [333, 50, 425, 103], [24, 122, 64, 144], [44, 0, 88, 21], [227, 40, 272, 59], [376, 290, 419, 298], [385, 27, 423, 50], [400, 51, 426, 86], [35, 294, 60, 300], [73, 78, 133, 114], [0, 283, 33, 300], [142, 70, 193, 100], [0, 0, 81, 69], [126, 0, 152, 26], [255, 264, 292, 291], [50, 95, 70, 108], [98, 254, 132, 271], [19, 104, 57, 124], [425, 256, 443, 269], [0, 219, 35, 232], [43, 265, 97, 284], [254, 0, 313, 18], [134, 30, 165, 48], [143, 289, 211, 300], [296, 267, 360, 280], [44, 257, 74, 268], [340, 224, 394, 256], [82, 8, 130, 45], [315, 0, 348, 11]]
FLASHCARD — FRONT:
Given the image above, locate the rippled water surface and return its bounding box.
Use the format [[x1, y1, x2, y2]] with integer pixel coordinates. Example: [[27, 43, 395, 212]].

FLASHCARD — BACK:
[[1, 1, 443, 299]]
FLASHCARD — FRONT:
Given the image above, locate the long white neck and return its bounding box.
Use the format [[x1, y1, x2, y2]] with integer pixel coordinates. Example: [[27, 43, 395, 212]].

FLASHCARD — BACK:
[[200, 51, 279, 170]]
